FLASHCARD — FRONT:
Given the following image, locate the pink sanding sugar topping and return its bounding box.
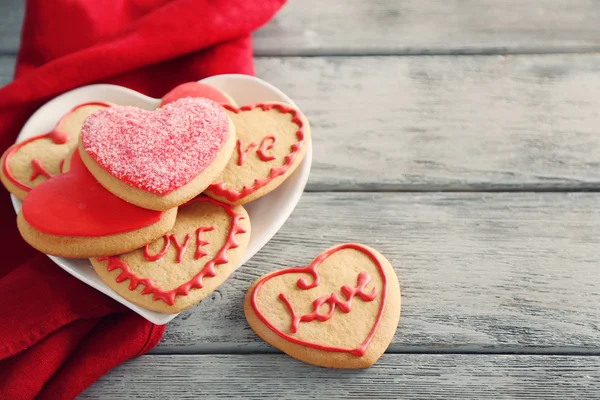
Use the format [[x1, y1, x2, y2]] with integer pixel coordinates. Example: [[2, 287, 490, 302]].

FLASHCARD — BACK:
[[81, 98, 230, 195]]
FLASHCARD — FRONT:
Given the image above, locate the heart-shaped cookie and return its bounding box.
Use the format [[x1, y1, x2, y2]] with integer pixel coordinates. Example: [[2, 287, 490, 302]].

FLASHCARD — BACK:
[[160, 82, 237, 107], [1, 102, 110, 200], [205, 102, 311, 205], [17, 149, 177, 258], [91, 196, 251, 313], [244, 243, 401, 369], [79, 97, 236, 211]]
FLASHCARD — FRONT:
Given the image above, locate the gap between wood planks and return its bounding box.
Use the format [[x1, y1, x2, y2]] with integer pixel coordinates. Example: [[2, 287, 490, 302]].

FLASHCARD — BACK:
[[254, 49, 600, 57], [78, 353, 600, 400], [149, 346, 600, 357], [304, 187, 600, 193]]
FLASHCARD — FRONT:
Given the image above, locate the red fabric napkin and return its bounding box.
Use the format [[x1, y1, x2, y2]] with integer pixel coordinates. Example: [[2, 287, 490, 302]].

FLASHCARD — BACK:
[[0, 0, 285, 398]]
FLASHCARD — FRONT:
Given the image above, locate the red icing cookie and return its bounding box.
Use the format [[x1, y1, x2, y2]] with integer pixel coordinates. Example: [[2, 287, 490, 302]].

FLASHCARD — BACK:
[[17, 149, 177, 258], [0, 102, 110, 200], [244, 243, 401, 369], [91, 196, 251, 313], [204, 102, 311, 205], [79, 97, 236, 211], [160, 82, 237, 107]]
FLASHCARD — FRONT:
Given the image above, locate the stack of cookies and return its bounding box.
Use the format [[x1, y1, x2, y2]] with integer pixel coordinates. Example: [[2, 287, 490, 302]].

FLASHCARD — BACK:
[[0, 82, 311, 314], [2, 81, 402, 369]]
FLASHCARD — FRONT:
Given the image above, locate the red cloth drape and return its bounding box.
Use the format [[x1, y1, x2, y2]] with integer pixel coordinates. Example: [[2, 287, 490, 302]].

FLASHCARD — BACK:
[[0, 1, 285, 398]]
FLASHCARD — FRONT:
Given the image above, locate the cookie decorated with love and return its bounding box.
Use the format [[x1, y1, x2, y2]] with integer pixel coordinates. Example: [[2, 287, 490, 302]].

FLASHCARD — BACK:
[[1, 102, 110, 200], [160, 82, 237, 107], [17, 149, 177, 258], [244, 243, 401, 369], [79, 97, 236, 211], [204, 102, 311, 205], [91, 196, 250, 313]]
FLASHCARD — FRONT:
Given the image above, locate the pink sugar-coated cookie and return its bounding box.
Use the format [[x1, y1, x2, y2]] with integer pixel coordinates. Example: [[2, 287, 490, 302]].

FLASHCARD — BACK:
[[160, 82, 237, 107], [79, 97, 237, 211]]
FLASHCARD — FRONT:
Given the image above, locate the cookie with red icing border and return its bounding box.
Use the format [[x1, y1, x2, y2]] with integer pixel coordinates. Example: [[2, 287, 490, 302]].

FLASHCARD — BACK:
[[78, 97, 236, 211], [17, 149, 177, 258], [244, 243, 401, 369], [160, 82, 237, 107], [0, 102, 110, 200], [90, 195, 250, 313], [204, 101, 311, 205]]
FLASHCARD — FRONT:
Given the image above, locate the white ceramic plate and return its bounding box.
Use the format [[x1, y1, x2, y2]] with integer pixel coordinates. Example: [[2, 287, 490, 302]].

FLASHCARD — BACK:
[[10, 74, 312, 325]]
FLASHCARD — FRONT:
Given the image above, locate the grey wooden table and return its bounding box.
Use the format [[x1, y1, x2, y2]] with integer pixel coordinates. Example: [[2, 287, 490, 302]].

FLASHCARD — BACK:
[[3, 1, 600, 398]]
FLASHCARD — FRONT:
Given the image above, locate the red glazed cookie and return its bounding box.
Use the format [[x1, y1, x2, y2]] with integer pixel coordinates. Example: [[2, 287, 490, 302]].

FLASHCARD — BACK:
[[204, 102, 311, 205], [91, 196, 251, 313], [79, 97, 236, 211], [0, 102, 110, 200], [160, 82, 237, 107], [244, 243, 401, 369], [17, 149, 177, 258]]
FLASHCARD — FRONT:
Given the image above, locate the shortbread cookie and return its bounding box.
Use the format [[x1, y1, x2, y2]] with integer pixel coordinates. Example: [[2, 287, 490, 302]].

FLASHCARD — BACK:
[[91, 196, 250, 313], [205, 102, 310, 205], [17, 149, 177, 258], [244, 243, 401, 369], [160, 82, 237, 107], [1, 102, 110, 200], [78, 97, 236, 211]]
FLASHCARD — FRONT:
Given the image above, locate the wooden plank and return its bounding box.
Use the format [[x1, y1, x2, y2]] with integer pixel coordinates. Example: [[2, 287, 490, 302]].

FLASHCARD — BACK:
[[254, 55, 600, 191], [0, 56, 14, 86], [79, 354, 600, 399], [3, 54, 600, 191], [2, 1, 600, 55], [155, 192, 600, 354], [0, 0, 23, 54], [253, 0, 600, 55]]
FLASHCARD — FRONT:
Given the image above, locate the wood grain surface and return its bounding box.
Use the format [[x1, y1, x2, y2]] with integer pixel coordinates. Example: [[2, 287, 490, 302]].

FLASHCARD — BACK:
[[254, 0, 600, 56], [79, 354, 600, 399], [154, 192, 600, 354], [255, 55, 600, 191]]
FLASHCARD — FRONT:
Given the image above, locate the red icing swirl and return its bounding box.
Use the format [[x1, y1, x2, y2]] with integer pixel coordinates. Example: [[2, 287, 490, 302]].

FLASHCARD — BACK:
[[250, 243, 389, 357], [256, 136, 277, 162], [207, 103, 306, 202], [97, 196, 247, 306], [144, 235, 170, 261], [236, 139, 257, 166]]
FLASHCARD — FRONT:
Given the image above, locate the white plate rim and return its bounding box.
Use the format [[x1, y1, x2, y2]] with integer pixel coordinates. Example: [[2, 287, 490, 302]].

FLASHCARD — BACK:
[[9, 74, 312, 325]]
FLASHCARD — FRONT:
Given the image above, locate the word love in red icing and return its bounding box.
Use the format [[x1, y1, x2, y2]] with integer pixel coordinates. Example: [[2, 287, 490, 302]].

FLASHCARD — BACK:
[[236, 136, 278, 166], [98, 196, 247, 306], [207, 103, 305, 202], [144, 226, 216, 263], [279, 272, 377, 334], [251, 243, 389, 357]]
